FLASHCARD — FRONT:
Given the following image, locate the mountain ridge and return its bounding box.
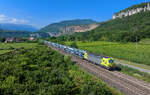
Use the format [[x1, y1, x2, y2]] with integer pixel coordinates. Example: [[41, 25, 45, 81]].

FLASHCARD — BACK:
[[38, 19, 98, 36], [0, 23, 38, 32]]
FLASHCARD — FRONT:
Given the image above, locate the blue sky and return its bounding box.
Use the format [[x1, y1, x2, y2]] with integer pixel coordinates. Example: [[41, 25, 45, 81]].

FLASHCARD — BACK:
[[0, 0, 149, 28]]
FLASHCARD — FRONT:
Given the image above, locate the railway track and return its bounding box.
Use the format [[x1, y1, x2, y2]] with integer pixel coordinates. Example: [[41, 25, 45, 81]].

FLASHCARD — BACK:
[[51, 47, 150, 95]]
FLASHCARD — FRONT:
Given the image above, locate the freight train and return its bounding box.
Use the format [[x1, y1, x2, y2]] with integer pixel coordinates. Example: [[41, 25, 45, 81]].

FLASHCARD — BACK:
[[43, 41, 116, 70]]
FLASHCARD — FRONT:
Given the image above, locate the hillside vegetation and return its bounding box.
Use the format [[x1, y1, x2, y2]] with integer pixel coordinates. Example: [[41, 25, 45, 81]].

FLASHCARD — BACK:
[[0, 45, 121, 95]]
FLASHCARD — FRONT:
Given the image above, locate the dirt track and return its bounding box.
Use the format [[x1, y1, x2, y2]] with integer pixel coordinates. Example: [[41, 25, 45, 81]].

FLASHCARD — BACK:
[[115, 61, 150, 74], [51, 47, 150, 95]]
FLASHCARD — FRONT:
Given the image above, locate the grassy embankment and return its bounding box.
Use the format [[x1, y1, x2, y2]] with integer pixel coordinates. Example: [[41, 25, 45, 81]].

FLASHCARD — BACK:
[[0, 43, 122, 95], [66, 41, 150, 66], [65, 41, 150, 83]]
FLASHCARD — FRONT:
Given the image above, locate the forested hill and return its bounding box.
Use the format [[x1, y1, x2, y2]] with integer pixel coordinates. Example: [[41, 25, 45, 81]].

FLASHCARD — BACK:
[[38, 19, 98, 36], [55, 3, 150, 42]]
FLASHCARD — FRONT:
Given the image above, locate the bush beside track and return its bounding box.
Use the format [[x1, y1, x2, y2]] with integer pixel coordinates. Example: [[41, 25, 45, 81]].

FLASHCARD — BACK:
[[0, 45, 122, 95]]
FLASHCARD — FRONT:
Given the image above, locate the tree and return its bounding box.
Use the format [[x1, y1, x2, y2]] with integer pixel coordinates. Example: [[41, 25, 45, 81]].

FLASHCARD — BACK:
[[70, 41, 78, 48]]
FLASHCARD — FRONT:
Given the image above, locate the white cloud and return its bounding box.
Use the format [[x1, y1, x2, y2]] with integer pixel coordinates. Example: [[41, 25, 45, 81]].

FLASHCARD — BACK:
[[0, 14, 30, 24], [0, 14, 7, 21]]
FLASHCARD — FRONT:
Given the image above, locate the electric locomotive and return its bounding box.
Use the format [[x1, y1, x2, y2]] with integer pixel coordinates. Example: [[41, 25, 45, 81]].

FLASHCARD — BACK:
[[43, 41, 115, 70]]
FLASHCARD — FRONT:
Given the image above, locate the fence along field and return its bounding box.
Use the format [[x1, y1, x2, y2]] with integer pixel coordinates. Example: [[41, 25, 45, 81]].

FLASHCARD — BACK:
[[66, 41, 150, 66]]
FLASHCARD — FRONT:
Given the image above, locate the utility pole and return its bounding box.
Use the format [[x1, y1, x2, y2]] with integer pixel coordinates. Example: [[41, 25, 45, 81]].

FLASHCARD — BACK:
[[133, 26, 138, 49]]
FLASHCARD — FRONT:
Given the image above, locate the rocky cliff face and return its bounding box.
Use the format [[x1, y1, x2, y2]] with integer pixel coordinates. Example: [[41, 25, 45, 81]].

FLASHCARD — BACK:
[[113, 3, 150, 19], [61, 24, 99, 34], [42, 24, 99, 37]]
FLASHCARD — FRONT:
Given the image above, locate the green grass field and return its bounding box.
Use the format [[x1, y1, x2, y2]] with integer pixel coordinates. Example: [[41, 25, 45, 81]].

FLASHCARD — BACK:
[[66, 41, 150, 66], [0, 43, 37, 55]]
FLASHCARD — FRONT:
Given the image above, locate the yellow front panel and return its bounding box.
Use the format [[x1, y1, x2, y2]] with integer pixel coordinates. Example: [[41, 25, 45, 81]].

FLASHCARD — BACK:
[[101, 57, 115, 68], [101, 58, 109, 67], [84, 53, 88, 59]]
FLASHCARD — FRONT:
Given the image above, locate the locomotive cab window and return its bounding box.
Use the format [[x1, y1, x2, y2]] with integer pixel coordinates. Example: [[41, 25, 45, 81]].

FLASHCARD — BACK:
[[109, 60, 114, 63]]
